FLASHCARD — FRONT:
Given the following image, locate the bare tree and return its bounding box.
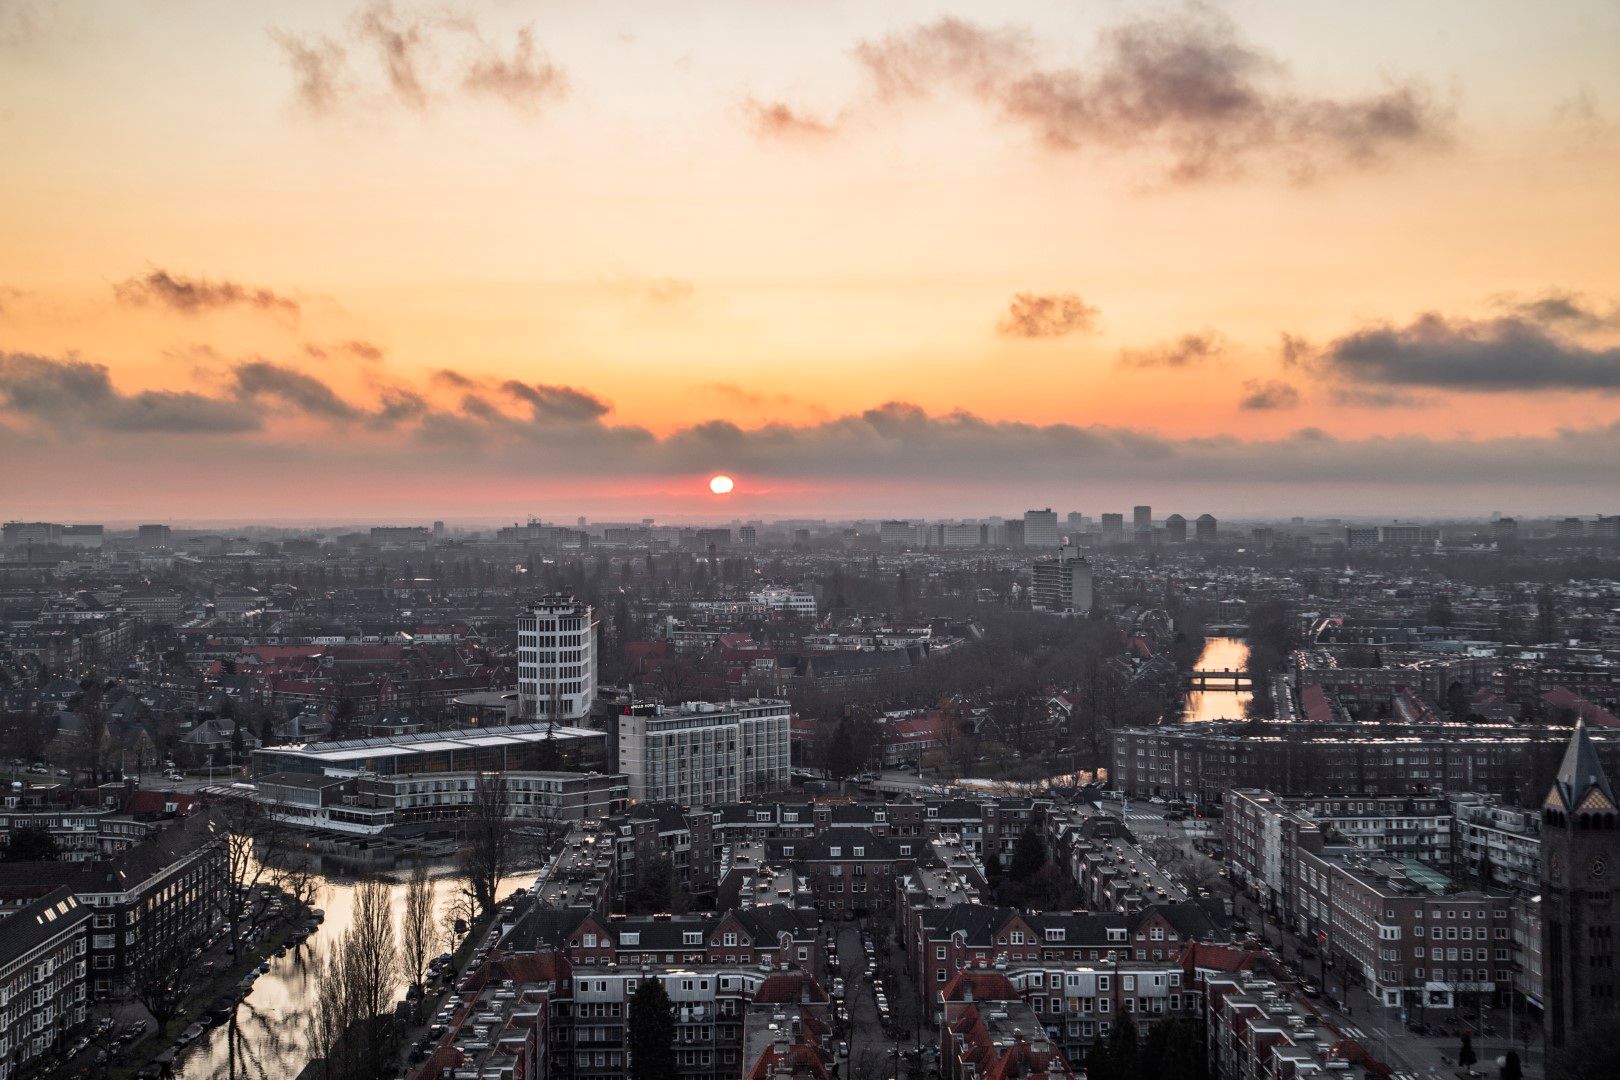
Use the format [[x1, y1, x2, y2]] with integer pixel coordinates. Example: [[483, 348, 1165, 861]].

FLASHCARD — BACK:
[[215, 794, 280, 958], [398, 862, 436, 998], [346, 877, 399, 1076], [306, 940, 359, 1080], [456, 771, 511, 922], [126, 919, 209, 1036]]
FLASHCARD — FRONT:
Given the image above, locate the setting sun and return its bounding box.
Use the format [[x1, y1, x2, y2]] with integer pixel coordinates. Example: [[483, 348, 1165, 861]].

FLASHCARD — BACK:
[[709, 474, 735, 495]]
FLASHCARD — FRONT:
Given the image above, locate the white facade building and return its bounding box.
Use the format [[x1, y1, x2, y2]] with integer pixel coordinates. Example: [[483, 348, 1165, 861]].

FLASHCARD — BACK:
[[748, 588, 817, 617], [618, 699, 791, 808], [518, 596, 597, 720]]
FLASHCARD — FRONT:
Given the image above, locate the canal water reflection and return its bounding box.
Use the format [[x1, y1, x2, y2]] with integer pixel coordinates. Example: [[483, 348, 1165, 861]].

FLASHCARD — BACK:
[[176, 860, 523, 1080], [1183, 636, 1252, 722]]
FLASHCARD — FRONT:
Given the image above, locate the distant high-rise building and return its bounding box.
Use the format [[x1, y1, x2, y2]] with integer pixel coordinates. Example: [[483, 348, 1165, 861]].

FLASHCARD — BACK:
[[793, 528, 811, 547], [1557, 517, 1585, 541], [1066, 511, 1084, 533], [432, 520, 445, 540], [1542, 722, 1620, 1048], [1133, 505, 1152, 538], [940, 521, 984, 548], [1164, 514, 1188, 544], [1023, 508, 1060, 547], [136, 524, 172, 549], [1194, 514, 1218, 544], [517, 596, 596, 721], [878, 520, 918, 547], [1346, 527, 1378, 551], [1100, 513, 1125, 546], [738, 525, 757, 546], [1031, 545, 1094, 614], [61, 524, 104, 548], [1, 522, 63, 546], [1002, 519, 1025, 548], [1493, 517, 1519, 547]]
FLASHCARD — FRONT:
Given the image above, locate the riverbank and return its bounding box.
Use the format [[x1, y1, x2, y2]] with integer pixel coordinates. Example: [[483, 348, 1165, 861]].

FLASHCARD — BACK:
[[109, 889, 321, 1078]]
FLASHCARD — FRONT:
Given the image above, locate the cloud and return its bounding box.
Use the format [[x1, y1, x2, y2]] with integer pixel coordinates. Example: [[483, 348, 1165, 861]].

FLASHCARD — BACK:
[[1493, 289, 1620, 333], [498, 380, 611, 422], [462, 26, 566, 111], [744, 98, 839, 139], [6, 351, 1620, 501], [996, 292, 1100, 338], [1328, 387, 1432, 409], [231, 361, 363, 419], [268, 29, 350, 114], [0, 352, 261, 433], [113, 270, 299, 319], [757, 10, 1451, 182], [304, 339, 386, 362], [1119, 331, 1224, 368], [272, 4, 568, 117], [355, 0, 429, 109], [1238, 379, 1299, 410], [1279, 332, 1314, 368], [1324, 313, 1620, 392]]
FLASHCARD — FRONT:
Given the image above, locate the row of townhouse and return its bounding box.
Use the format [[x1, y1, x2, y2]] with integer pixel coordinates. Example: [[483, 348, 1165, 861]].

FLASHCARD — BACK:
[[0, 888, 91, 1080], [545, 799, 1045, 920], [411, 950, 833, 1080], [505, 906, 829, 982], [902, 900, 1231, 1019]]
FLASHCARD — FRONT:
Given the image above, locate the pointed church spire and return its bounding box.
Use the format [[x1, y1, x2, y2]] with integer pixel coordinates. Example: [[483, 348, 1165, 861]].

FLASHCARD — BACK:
[[1551, 719, 1616, 812]]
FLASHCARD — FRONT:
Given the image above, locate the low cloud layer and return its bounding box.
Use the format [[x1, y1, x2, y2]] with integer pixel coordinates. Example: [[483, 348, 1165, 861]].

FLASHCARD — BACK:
[[997, 292, 1100, 338], [754, 9, 1451, 182], [272, 2, 565, 116], [113, 270, 299, 319], [4, 351, 1618, 501]]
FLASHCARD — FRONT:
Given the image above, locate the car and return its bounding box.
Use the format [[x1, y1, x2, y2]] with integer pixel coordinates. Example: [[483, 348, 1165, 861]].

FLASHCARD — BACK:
[[831, 978, 845, 997], [54, 768, 69, 777]]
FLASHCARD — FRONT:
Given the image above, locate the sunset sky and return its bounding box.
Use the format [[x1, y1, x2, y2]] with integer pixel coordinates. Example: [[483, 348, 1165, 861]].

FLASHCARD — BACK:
[[2, 0, 1619, 523]]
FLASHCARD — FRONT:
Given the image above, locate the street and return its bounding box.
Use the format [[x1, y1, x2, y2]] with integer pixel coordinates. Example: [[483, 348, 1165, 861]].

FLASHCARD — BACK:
[[1226, 886, 1542, 1080]]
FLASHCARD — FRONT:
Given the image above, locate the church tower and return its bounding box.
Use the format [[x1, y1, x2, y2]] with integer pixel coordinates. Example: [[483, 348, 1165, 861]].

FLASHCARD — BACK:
[[1542, 720, 1620, 1047]]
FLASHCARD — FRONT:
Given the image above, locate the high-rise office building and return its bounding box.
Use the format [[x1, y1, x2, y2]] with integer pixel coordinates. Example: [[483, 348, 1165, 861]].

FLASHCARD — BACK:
[[1542, 722, 1620, 1048], [1164, 514, 1187, 544], [1031, 545, 1094, 614], [617, 699, 791, 808], [1100, 513, 1124, 546], [1195, 514, 1218, 544], [517, 596, 597, 721], [137, 524, 172, 549], [1023, 508, 1060, 547], [1133, 505, 1152, 537]]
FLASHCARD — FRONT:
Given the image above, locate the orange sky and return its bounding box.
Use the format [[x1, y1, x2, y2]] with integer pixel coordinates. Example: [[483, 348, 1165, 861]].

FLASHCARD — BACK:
[[2, 1, 1619, 521]]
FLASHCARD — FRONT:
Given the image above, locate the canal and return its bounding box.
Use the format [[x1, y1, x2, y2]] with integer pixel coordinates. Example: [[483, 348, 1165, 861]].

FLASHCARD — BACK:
[[176, 859, 525, 1080], [1182, 636, 1251, 722]]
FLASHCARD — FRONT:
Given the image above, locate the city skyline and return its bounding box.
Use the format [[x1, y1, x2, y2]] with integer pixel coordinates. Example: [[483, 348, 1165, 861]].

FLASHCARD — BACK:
[[3, 1, 1620, 517]]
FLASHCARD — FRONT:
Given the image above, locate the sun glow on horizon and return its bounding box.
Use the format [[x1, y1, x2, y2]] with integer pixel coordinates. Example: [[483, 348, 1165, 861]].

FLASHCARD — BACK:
[[708, 474, 735, 495]]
